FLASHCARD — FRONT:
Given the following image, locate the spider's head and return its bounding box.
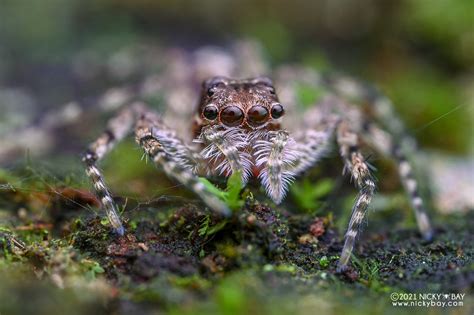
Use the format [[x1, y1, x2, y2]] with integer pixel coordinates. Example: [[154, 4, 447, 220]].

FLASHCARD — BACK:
[[196, 76, 284, 130]]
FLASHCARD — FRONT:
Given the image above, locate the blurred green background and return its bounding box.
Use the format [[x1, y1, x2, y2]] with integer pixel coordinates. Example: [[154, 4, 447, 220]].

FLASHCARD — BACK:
[[0, 0, 473, 154]]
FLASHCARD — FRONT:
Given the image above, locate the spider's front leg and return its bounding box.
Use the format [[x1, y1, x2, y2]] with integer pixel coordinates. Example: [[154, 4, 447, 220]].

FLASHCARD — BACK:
[[327, 75, 433, 239], [336, 121, 377, 272], [83, 103, 146, 235], [134, 112, 231, 217], [256, 118, 372, 271], [255, 117, 374, 271]]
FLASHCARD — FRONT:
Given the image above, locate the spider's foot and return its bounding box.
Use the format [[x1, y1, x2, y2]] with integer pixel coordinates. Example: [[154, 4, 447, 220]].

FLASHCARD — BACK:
[[336, 262, 348, 274], [113, 225, 126, 236], [417, 212, 434, 242], [421, 228, 434, 242]]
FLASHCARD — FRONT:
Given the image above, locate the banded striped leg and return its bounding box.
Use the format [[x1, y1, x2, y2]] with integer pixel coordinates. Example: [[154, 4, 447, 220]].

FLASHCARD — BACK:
[[83, 103, 145, 235], [363, 123, 433, 240], [336, 121, 377, 272], [135, 114, 231, 217]]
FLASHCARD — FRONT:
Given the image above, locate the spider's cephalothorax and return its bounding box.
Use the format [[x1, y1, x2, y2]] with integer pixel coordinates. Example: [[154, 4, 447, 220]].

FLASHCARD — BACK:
[[190, 77, 297, 199], [83, 73, 433, 272]]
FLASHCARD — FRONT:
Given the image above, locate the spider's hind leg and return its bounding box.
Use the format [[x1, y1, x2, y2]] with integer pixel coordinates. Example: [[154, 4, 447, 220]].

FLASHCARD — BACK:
[[336, 121, 377, 272], [325, 75, 434, 265], [363, 123, 433, 241], [83, 103, 146, 235]]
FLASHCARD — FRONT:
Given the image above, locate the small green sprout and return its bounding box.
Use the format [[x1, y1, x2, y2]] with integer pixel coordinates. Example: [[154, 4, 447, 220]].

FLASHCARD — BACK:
[[319, 256, 329, 268], [81, 259, 105, 280], [290, 178, 334, 212], [198, 214, 227, 237], [199, 171, 244, 211]]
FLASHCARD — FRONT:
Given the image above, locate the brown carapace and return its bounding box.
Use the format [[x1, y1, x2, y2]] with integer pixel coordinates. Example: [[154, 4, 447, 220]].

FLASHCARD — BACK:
[[193, 77, 284, 137]]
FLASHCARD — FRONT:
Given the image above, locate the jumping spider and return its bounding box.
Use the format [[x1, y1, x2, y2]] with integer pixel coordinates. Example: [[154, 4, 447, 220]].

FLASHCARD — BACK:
[[83, 75, 433, 272]]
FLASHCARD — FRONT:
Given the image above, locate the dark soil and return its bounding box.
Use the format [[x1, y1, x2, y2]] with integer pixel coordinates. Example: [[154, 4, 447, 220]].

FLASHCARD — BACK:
[[1, 182, 471, 315]]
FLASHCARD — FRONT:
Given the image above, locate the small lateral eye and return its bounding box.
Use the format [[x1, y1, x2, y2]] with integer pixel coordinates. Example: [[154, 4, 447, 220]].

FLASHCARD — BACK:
[[252, 76, 273, 87], [203, 105, 218, 120], [247, 105, 269, 126], [271, 103, 284, 119], [207, 76, 228, 87], [221, 106, 244, 127], [251, 77, 275, 94], [205, 76, 227, 96]]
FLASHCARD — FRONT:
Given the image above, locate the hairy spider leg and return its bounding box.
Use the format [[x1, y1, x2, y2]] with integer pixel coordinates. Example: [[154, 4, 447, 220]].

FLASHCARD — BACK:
[[363, 122, 433, 240], [83, 103, 145, 235], [289, 121, 337, 176], [134, 110, 231, 217], [325, 75, 408, 139], [84, 103, 231, 235], [336, 121, 377, 272], [328, 77, 433, 240]]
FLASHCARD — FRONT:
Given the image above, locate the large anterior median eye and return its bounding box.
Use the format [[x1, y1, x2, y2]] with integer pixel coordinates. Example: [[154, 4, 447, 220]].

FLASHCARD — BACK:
[[247, 105, 269, 126], [220, 106, 244, 127], [270, 103, 284, 119], [203, 105, 218, 120]]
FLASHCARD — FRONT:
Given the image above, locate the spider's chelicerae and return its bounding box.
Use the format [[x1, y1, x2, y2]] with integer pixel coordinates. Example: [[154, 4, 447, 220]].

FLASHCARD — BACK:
[[83, 72, 433, 272]]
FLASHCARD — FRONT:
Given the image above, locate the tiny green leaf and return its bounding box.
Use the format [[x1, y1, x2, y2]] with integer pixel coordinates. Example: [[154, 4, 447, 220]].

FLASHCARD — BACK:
[[291, 178, 334, 211], [198, 171, 244, 211]]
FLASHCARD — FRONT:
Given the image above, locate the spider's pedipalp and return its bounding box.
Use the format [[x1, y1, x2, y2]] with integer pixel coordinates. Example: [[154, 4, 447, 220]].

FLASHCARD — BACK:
[[254, 130, 299, 204], [336, 121, 377, 272], [135, 113, 231, 217], [198, 126, 252, 183]]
